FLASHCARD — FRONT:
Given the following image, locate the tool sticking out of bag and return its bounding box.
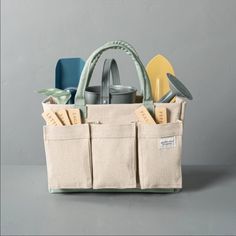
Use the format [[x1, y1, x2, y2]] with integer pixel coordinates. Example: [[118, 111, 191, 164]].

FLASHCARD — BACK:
[[37, 88, 71, 104], [55, 58, 85, 104], [155, 107, 168, 124], [67, 109, 82, 125], [42, 111, 64, 126], [135, 106, 168, 124], [55, 109, 71, 125], [135, 106, 156, 124], [135, 73, 192, 124], [158, 73, 193, 103], [146, 54, 175, 102], [42, 109, 81, 126]]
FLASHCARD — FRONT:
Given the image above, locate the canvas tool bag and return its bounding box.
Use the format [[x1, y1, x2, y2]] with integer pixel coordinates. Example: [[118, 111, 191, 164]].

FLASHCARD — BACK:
[[42, 40, 187, 193]]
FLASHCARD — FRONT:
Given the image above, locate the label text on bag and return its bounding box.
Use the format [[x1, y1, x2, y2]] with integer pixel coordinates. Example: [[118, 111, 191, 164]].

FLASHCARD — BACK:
[[159, 136, 176, 149]]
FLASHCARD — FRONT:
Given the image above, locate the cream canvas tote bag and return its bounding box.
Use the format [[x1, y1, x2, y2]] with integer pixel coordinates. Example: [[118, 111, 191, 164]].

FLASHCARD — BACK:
[[42, 41, 187, 193]]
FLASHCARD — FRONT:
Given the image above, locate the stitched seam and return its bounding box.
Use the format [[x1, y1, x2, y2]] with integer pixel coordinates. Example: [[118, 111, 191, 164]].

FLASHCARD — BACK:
[[46, 137, 90, 141], [91, 136, 135, 139]]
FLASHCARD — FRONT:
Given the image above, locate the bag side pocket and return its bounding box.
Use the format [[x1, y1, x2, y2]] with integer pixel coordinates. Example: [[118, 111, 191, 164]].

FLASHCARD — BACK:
[[91, 123, 136, 189], [138, 121, 183, 189], [43, 124, 92, 190]]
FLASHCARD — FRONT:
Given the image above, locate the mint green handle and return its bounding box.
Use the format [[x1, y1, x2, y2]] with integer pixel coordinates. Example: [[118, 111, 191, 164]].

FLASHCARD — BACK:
[[88, 41, 144, 92], [75, 40, 154, 118], [85, 40, 150, 98]]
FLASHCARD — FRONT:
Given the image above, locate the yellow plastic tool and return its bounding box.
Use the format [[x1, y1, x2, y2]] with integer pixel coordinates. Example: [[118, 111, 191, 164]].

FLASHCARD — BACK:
[[146, 54, 175, 102]]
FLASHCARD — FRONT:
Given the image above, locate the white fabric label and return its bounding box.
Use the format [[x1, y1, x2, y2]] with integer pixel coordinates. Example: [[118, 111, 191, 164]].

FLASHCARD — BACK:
[[159, 136, 176, 149]]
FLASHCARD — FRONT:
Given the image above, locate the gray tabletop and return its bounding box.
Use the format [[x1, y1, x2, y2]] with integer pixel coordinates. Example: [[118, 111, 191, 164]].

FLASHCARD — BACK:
[[1, 165, 236, 235]]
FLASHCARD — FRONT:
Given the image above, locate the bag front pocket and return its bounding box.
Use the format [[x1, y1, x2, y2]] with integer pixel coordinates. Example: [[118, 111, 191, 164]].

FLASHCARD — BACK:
[[91, 123, 136, 189], [43, 124, 92, 189], [138, 121, 183, 189]]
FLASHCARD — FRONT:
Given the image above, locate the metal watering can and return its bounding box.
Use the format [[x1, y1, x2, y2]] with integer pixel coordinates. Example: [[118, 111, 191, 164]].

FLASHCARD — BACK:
[[85, 59, 137, 104]]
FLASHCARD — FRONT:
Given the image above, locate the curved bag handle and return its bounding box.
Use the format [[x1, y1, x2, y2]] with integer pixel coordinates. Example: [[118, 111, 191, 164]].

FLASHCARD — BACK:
[[101, 59, 120, 104], [82, 41, 144, 92], [75, 40, 154, 118], [82, 40, 149, 99], [77, 40, 151, 99], [87, 41, 144, 93]]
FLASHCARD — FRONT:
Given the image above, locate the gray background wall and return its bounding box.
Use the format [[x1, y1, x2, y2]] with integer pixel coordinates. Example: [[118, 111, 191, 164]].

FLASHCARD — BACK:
[[1, 0, 236, 165]]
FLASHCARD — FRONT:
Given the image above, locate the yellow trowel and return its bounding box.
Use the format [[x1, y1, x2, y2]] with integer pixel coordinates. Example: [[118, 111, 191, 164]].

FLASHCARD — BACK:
[[146, 54, 175, 102]]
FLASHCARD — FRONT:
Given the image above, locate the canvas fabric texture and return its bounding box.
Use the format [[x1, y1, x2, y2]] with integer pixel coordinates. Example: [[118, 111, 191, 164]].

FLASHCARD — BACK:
[[42, 97, 186, 191]]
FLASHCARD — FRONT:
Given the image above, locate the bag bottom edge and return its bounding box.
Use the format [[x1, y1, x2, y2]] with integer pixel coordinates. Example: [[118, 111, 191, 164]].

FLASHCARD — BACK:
[[48, 188, 182, 193]]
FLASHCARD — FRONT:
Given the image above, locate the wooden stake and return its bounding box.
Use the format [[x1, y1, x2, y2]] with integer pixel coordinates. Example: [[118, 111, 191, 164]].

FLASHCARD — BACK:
[[67, 109, 81, 125], [135, 105, 156, 124], [155, 107, 167, 124], [42, 111, 63, 126]]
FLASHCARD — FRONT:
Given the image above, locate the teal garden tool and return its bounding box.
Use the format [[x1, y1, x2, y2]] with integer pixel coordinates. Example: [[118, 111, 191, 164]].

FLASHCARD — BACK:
[[55, 58, 85, 103]]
